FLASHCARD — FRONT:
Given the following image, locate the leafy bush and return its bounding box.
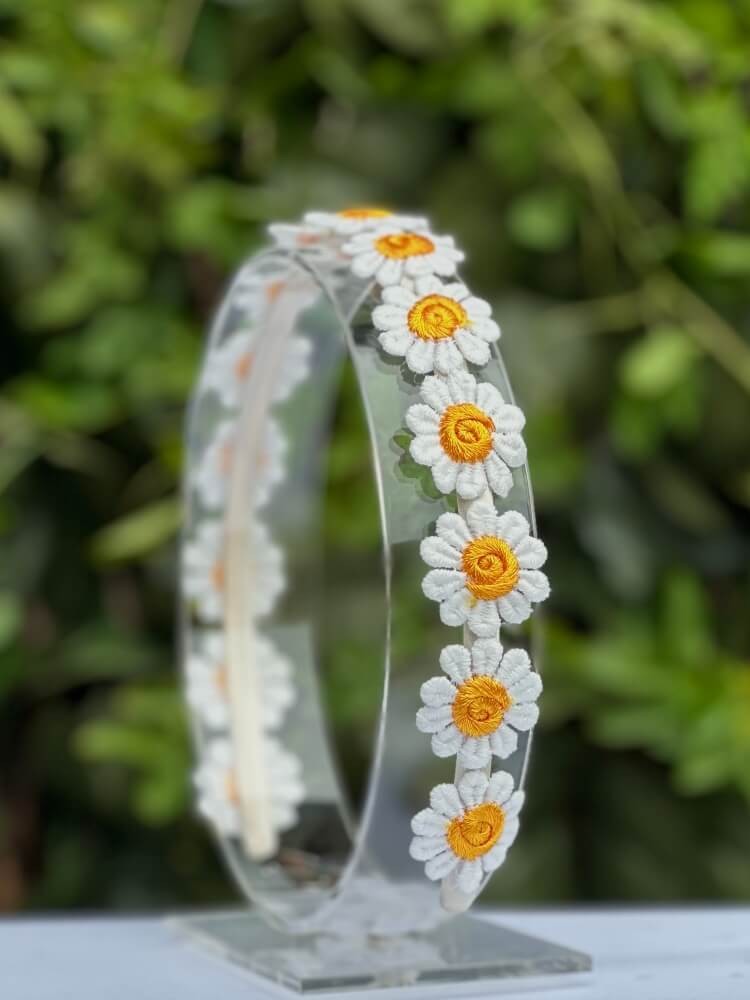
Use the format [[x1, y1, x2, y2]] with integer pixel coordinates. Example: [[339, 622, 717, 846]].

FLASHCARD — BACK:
[[1, 0, 749, 909]]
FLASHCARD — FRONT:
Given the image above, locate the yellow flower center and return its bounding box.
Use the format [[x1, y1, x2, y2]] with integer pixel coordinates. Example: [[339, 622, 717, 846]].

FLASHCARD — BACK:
[[211, 560, 226, 593], [225, 770, 239, 804], [234, 351, 253, 381], [338, 207, 392, 219], [407, 293, 467, 341], [439, 403, 495, 463], [452, 675, 511, 737], [461, 536, 519, 601], [447, 802, 505, 861], [374, 232, 435, 260]]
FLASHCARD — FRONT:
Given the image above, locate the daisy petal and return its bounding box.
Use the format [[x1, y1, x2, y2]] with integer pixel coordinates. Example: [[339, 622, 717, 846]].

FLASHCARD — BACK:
[[421, 375, 452, 412], [483, 452, 514, 497], [416, 704, 453, 733], [435, 512, 472, 550], [430, 782, 463, 818], [378, 328, 411, 356], [405, 338, 437, 374], [517, 569, 550, 602], [495, 510, 531, 547], [465, 501, 499, 537], [489, 725, 519, 758], [505, 703, 539, 731], [422, 569, 465, 601], [406, 403, 440, 436], [411, 434, 443, 466], [470, 637, 503, 676], [432, 454, 459, 493], [458, 736, 491, 768], [458, 770, 488, 808], [425, 850, 459, 880], [486, 770, 514, 806], [440, 644, 472, 684], [467, 598, 501, 637], [514, 536, 548, 570], [456, 462, 488, 500], [496, 590, 532, 625], [454, 328, 491, 366], [455, 858, 483, 894], [410, 835, 447, 861], [420, 536, 461, 569], [440, 589, 472, 627], [411, 808, 447, 837], [419, 676, 456, 707]]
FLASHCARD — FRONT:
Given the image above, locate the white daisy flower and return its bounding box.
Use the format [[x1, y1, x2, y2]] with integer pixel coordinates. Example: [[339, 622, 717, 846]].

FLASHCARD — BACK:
[[420, 502, 549, 636], [406, 371, 526, 500], [343, 228, 464, 287], [417, 638, 541, 767], [202, 331, 312, 411], [202, 331, 255, 410], [182, 520, 225, 624], [231, 266, 290, 316], [304, 207, 428, 236], [193, 417, 287, 512], [194, 736, 305, 839], [186, 629, 296, 732], [267, 222, 326, 253], [409, 769, 524, 895], [372, 276, 500, 375], [182, 519, 284, 624]]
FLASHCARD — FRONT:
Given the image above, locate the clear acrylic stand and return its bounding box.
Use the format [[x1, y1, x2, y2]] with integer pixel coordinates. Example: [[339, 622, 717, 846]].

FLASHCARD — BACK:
[[177, 242, 592, 991]]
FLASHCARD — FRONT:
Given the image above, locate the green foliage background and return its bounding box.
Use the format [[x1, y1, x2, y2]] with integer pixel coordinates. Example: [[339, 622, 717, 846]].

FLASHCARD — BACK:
[[1, 0, 749, 910]]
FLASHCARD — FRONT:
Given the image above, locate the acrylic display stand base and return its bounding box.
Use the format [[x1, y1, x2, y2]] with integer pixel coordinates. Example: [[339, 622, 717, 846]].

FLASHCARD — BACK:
[[175, 909, 592, 995]]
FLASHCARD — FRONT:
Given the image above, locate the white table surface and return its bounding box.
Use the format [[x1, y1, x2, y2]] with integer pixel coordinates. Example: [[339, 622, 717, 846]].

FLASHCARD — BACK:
[[1, 907, 748, 1000]]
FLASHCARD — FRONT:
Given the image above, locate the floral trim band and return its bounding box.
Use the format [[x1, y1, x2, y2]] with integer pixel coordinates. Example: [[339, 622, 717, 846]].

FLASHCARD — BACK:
[[183, 206, 547, 902]]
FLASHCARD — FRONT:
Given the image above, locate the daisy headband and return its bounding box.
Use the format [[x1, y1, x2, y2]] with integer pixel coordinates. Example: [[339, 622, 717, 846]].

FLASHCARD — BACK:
[[181, 207, 547, 931]]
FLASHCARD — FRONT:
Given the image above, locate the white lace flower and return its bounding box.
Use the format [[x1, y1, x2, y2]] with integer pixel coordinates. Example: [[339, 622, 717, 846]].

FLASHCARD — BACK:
[[417, 638, 541, 767], [372, 276, 500, 375], [420, 502, 549, 636], [182, 519, 284, 624], [193, 417, 286, 512], [182, 521, 225, 624], [195, 736, 305, 838], [343, 229, 464, 287], [186, 629, 295, 732], [406, 371, 526, 500], [304, 207, 428, 236], [202, 331, 311, 411], [202, 331, 255, 409], [410, 770, 524, 894]]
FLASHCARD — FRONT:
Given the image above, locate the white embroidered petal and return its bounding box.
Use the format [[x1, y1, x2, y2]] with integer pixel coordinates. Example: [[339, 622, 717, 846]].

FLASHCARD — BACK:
[[488, 725, 519, 759], [446, 369, 477, 404], [350, 249, 382, 278], [372, 303, 406, 330], [420, 535, 461, 569], [424, 850, 459, 880], [439, 644, 472, 684], [496, 648, 534, 688], [458, 736, 492, 768], [431, 454, 459, 493], [430, 782, 463, 818], [439, 588, 472, 627], [514, 535, 548, 570], [405, 337, 437, 374], [485, 770, 515, 806], [410, 835, 448, 862], [433, 338, 464, 375], [381, 284, 415, 308], [431, 726, 464, 757], [422, 569, 465, 602], [377, 257, 405, 287], [416, 704, 453, 733], [495, 590, 532, 625], [462, 294, 492, 319], [435, 511, 473, 550], [504, 703, 539, 731], [411, 807, 448, 837], [466, 598, 501, 637], [506, 671, 543, 705], [483, 451, 514, 497], [414, 274, 445, 297], [516, 569, 551, 603], [502, 789, 526, 821], [378, 328, 411, 356], [493, 433, 527, 469], [405, 403, 440, 436], [470, 316, 501, 343], [474, 380, 504, 416], [453, 328, 491, 367], [458, 769, 488, 808], [469, 637, 503, 676], [456, 461, 487, 500], [455, 858, 483, 894], [419, 676, 456, 708], [495, 401, 526, 433], [465, 501, 499, 538], [410, 434, 443, 466], [420, 374, 453, 413], [494, 510, 532, 548]]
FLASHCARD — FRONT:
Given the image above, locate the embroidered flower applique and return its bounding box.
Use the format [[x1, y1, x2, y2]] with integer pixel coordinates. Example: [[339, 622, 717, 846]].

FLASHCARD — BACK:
[[409, 769, 524, 894], [193, 417, 286, 512], [186, 629, 295, 732], [305, 208, 428, 236], [372, 276, 500, 375], [195, 736, 305, 838], [203, 331, 311, 411], [416, 638, 541, 767], [406, 371, 526, 500], [420, 502, 549, 636], [343, 229, 464, 287], [182, 519, 284, 624]]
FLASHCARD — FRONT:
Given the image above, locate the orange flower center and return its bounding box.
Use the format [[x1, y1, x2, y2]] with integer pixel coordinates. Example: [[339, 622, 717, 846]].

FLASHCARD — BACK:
[[214, 664, 229, 695], [234, 351, 253, 381], [452, 675, 512, 737], [447, 802, 505, 860], [225, 771, 239, 805], [211, 560, 225, 593], [408, 293, 467, 340], [338, 207, 392, 219], [461, 536, 519, 601], [265, 280, 285, 302], [439, 403, 495, 463], [374, 232, 435, 260]]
